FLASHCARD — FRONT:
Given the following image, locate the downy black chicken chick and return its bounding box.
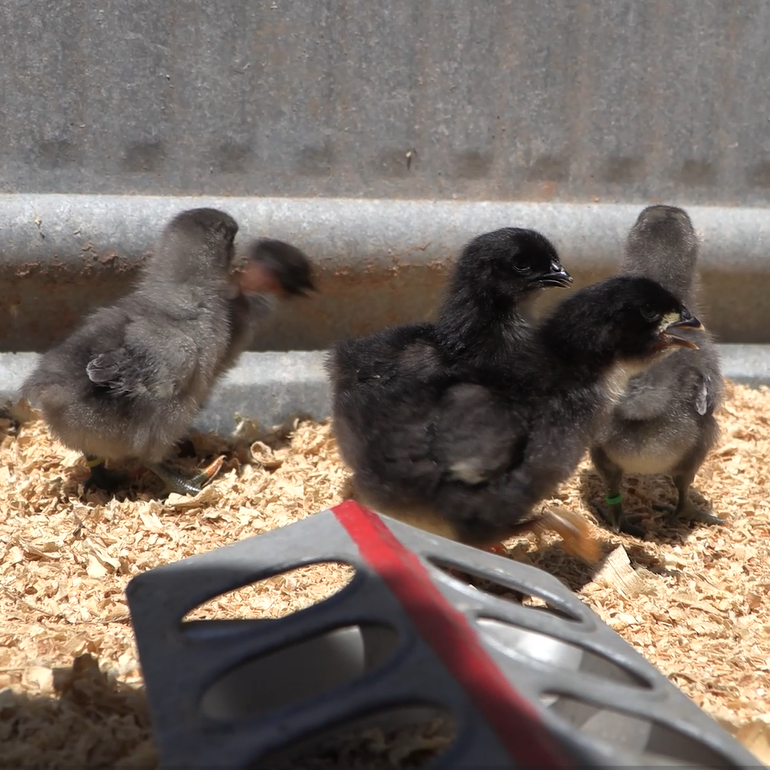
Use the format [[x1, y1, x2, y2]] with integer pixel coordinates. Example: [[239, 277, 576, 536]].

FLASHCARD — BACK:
[[329, 273, 703, 556], [328, 226, 570, 477], [328, 227, 582, 552], [23, 208, 241, 495], [329, 226, 571, 405], [590, 205, 725, 536]]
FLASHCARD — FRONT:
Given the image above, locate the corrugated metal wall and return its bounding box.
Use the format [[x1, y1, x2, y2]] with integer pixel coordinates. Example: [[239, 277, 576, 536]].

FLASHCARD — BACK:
[[1, 0, 769, 349]]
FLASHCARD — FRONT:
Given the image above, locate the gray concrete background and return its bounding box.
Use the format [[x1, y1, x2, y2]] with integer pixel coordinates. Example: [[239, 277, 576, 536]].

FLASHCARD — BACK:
[[3, 348, 768, 436], [3, 0, 770, 205], [1, 0, 770, 351]]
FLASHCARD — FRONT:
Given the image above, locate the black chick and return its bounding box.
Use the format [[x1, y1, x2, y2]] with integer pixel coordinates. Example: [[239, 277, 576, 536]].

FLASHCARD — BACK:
[[22, 207, 242, 496], [215, 238, 316, 378], [432, 228, 572, 370], [329, 227, 571, 413], [589, 205, 725, 536], [328, 227, 571, 478], [329, 274, 702, 557]]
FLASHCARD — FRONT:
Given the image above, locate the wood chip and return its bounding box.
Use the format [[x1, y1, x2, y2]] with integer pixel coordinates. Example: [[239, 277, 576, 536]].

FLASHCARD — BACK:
[[594, 545, 664, 598], [164, 484, 220, 509], [534, 505, 602, 563], [23, 665, 54, 693], [1, 380, 769, 767], [250, 440, 284, 470]]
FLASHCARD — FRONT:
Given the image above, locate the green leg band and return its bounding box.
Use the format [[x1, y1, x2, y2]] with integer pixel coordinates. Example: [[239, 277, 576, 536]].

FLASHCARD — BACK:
[[605, 493, 622, 506]]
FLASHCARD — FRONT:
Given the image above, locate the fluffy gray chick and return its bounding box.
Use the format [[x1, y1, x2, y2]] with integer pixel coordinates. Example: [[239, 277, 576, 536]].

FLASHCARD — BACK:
[[590, 205, 725, 536], [22, 207, 241, 496]]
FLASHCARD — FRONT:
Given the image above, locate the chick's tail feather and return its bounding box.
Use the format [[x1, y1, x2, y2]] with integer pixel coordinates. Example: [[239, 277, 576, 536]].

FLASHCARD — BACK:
[[508, 507, 602, 563]]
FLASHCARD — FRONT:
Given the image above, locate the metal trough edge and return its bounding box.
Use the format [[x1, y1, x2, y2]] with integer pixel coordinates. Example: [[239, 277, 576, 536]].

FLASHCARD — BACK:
[[1, 195, 770, 349], [1, 346, 767, 437]]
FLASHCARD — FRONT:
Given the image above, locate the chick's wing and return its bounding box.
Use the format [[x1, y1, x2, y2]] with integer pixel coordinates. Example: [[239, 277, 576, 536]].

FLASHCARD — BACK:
[[86, 318, 199, 401], [430, 382, 529, 485]]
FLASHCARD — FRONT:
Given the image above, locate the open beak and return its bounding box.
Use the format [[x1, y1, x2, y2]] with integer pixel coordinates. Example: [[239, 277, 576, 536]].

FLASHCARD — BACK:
[[660, 308, 704, 350], [535, 262, 573, 289]]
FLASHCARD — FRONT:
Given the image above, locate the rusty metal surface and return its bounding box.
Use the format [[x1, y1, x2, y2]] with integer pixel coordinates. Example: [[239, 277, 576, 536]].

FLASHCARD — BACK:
[[2, 0, 770, 206], [1, 195, 769, 351]]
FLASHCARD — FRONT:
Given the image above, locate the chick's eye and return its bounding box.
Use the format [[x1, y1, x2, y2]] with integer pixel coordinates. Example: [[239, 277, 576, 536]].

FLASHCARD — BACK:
[[640, 306, 661, 323]]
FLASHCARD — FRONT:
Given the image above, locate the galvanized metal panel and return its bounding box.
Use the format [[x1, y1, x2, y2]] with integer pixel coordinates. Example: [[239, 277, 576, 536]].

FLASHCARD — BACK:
[[3, 347, 770, 436], [2, 0, 770, 205], [1, 195, 769, 352], [2, 1, 770, 350]]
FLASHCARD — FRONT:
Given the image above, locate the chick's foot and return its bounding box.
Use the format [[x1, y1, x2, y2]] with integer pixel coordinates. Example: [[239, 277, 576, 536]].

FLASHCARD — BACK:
[[148, 456, 225, 496], [653, 498, 725, 526], [591, 497, 646, 538]]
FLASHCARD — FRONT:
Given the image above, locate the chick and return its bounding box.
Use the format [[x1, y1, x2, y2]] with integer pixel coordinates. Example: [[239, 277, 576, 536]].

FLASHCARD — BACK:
[[215, 238, 317, 378], [329, 227, 577, 553], [589, 205, 725, 536], [22, 207, 241, 496], [329, 227, 571, 409], [433, 228, 572, 369], [328, 227, 571, 473], [329, 275, 702, 557]]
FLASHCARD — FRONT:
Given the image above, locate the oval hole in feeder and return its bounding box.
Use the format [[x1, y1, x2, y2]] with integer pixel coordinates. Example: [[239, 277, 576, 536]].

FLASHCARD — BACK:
[[179, 560, 357, 640], [199, 622, 400, 721], [540, 691, 735, 768], [476, 617, 651, 689]]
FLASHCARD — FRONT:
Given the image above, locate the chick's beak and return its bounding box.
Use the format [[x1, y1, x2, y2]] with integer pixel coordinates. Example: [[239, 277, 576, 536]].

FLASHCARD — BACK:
[[536, 262, 573, 289], [660, 307, 704, 350]]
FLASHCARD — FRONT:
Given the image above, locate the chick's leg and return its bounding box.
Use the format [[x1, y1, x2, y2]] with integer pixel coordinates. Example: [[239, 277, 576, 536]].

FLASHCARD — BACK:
[[83, 455, 127, 492], [147, 456, 225, 496], [654, 471, 725, 526], [589, 448, 645, 537]]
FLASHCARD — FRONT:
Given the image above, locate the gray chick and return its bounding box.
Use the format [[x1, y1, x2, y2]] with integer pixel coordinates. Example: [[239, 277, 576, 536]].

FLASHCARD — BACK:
[[22, 207, 241, 496], [590, 205, 725, 536]]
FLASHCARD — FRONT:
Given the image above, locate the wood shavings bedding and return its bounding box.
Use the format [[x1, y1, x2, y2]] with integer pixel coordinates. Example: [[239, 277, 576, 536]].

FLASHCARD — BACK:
[[0, 380, 768, 767]]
